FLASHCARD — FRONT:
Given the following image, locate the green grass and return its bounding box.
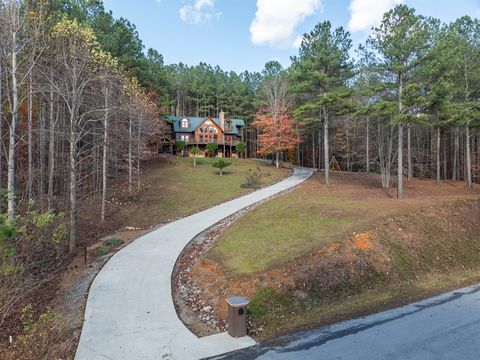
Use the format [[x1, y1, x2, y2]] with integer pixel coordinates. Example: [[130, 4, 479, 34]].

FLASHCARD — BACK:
[[208, 187, 386, 275], [122, 157, 289, 227], [103, 238, 124, 247], [249, 287, 294, 323], [96, 245, 110, 256]]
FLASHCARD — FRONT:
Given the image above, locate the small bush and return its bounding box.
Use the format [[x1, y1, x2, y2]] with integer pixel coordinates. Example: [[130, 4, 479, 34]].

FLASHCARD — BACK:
[[97, 246, 110, 257], [241, 167, 262, 189], [190, 146, 200, 155], [212, 158, 231, 176], [175, 140, 186, 154], [0, 211, 66, 328], [4, 306, 71, 360], [235, 142, 246, 158], [205, 142, 218, 156], [190, 146, 201, 166], [103, 238, 124, 247]]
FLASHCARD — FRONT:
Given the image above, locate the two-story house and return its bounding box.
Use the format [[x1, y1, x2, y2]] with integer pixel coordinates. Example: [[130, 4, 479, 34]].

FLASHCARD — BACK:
[[163, 111, 245, 157]]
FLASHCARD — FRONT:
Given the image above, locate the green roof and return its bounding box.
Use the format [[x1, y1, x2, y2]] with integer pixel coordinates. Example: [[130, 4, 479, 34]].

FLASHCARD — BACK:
[[163, 115, 245, 135]]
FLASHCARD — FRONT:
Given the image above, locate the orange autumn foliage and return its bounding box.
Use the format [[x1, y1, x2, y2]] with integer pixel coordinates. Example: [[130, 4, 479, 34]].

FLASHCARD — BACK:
[[252, 113, 301, 156]]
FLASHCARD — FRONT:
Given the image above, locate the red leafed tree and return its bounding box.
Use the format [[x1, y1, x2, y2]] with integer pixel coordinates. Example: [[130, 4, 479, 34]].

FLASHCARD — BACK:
[[253, 113, 300, 168]]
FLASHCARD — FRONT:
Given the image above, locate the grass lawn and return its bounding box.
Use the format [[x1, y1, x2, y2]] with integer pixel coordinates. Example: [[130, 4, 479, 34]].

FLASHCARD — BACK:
[[119, 157, 289, 228], [209, 172, 480, 276], [208, 173, 413, 275], [209, 191, 389, 275]]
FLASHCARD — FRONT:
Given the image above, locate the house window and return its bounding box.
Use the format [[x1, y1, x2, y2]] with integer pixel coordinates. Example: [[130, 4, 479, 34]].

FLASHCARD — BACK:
[[180, 134, 189, 142], [199, 121, 221, 143], [181, 118, 189, 129]]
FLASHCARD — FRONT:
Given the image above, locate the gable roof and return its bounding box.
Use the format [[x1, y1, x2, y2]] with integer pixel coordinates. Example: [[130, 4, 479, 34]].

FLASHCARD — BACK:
[[228, 119, 246, 135], [163, 115, 245, 135]]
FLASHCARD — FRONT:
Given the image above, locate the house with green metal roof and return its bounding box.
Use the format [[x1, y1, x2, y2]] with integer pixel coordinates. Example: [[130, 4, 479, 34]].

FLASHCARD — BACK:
[[162, 111, 245, 157]]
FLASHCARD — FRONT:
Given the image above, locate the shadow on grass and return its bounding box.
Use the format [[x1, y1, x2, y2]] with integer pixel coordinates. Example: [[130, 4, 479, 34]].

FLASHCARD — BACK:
[[213, 170, 233, 176]]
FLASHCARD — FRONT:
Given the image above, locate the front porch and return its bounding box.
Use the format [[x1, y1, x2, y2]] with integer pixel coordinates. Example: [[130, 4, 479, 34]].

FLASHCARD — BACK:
[[182, 142, 239, 158]]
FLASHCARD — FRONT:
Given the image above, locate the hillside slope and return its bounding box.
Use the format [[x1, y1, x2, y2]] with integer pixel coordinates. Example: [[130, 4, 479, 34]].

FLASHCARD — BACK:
[[186, 172, 480, 338]]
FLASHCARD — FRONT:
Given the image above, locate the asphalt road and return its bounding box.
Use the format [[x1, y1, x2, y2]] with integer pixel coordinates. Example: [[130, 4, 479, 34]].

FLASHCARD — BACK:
[[213, 284, 480, 360]]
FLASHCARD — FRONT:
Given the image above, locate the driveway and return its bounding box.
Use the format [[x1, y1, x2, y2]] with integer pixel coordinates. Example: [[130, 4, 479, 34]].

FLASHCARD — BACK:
[[213, 284, 480, 360], [75, 167, 314, 360]]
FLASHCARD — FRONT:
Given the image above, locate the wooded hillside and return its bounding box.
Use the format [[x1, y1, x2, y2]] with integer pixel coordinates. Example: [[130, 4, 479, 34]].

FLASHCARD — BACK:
[[0, 1, 478, 355]]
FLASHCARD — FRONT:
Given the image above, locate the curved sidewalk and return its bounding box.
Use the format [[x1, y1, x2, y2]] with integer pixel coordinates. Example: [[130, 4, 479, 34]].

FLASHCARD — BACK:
[[75, 167, 314, 360]]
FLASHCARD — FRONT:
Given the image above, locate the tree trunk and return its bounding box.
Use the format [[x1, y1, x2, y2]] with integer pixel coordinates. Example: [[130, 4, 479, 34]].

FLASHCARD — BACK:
[[275, 152, 279, 168], [397, 125, 404, 198], [0, 60, 3, 212], [466, 123, 472, 188], [39, 105, 45, 204], [323, 109, 329, 185], [27, 69, 33, 200], [69, 114, 77, 254], [317, 128, 321, 170], [137, 117, 142, 190], [7, 28, 18, 222], [443, 133, 447, 180], [47, 89, 55, 210], [366, 116, 370, 173], [312, 131, 315, 168], [128, 114, 133, 192], [453, 126, 459, 181], [346, 124, 350, 171], [397, 74, 404, 199], [101, 88, 108, 221], [407, 123, 412, 180], [436, 127, 441, 183]]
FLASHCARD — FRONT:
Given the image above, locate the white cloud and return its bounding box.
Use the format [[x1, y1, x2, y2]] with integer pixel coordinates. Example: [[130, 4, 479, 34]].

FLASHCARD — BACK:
[[348, 0, 404, 33], [179, 0, 221, 25], [293, 35, 304, 48], [250, 0, 322, 48]]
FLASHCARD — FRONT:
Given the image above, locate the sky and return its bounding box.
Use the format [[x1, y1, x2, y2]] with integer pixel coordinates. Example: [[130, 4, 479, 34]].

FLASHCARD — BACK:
[[103, 0, 480, 73]]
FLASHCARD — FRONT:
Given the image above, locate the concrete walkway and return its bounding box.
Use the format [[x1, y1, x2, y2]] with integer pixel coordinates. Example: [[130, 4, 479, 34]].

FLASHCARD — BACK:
[[75, 167, 314, 360]]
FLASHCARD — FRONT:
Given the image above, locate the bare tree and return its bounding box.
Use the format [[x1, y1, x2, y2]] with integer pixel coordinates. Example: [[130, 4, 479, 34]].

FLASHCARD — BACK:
[[48, 19, 113, 252], [101, 85, 109, 221], [0, 0, 44, 220]]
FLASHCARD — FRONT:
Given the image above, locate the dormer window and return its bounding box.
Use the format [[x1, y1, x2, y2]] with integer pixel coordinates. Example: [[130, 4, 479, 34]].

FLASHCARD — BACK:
[[225, 119, 232, 132], [181, 118, 189, 129]]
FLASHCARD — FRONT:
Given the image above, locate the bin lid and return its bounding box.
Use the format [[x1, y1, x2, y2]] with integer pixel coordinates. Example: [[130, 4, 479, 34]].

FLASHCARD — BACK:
[[225, 296, 249, 307]]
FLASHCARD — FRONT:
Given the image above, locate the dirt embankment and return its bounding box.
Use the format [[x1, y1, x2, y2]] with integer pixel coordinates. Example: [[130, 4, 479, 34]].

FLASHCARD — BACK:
[[175, 174, 480, 339]]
